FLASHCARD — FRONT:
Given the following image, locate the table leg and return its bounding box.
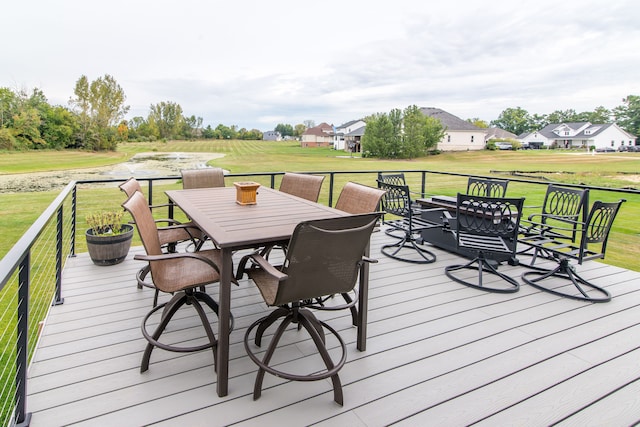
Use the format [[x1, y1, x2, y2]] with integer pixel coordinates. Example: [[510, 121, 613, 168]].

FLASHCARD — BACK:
[[216, 248, 233, 396], [357, 242, 370, 351]]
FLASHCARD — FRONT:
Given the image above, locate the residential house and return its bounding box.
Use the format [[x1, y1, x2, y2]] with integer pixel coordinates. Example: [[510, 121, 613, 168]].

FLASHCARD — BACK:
[[333, 119, 366, 150], [344, 125, 365, 153], [301, 122, 333, 148], [519, 122, 636, 150], [262, 130, 282, 141], [420, 107, 485, 151]]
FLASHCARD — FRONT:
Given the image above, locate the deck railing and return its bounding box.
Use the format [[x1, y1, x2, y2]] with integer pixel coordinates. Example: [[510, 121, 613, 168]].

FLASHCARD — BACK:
[[0, 170, 638, 427]]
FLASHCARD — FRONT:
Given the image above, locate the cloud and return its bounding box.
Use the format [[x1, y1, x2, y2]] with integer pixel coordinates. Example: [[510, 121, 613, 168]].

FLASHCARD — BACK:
[[2, 0, 639, 130]]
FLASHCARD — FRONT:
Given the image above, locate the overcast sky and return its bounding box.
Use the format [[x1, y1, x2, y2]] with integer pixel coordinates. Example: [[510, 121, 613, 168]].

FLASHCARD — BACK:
[[3, 0, 639, 131]]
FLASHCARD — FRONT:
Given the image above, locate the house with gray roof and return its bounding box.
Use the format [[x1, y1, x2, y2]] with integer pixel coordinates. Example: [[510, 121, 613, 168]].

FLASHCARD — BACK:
[[519, 122, 636, 150], [420, 107, 486, 151], [333, 119, 365, 150]]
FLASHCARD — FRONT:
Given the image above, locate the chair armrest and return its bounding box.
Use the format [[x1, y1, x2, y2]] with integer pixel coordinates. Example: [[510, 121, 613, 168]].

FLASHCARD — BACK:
[[134, 251, 217, 272], [248, 254, 288, 282]]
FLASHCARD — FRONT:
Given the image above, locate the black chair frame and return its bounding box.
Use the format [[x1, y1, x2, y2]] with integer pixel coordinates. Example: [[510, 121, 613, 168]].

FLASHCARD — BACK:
[[520, 199, 625, 303], [445, 194, 525, 293], [377, 181, 442, 264]]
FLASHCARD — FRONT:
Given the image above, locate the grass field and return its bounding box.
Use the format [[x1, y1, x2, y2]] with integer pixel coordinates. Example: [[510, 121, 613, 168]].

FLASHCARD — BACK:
[[1, 140, 639, 270]]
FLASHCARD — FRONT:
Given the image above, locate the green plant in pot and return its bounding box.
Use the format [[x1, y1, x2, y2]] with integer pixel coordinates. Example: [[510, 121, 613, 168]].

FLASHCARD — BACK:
[[85, 210, 134, 266]]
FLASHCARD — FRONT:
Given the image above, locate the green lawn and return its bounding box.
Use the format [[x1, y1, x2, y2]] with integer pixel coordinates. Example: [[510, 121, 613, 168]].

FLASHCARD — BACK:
[[1, 140, 639, 270]]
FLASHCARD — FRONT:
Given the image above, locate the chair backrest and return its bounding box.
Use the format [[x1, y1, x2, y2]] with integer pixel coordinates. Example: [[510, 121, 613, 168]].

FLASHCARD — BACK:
[[377, 181, 412, 218], [278, 173, 325, 202], [181, 168, 225, 189], [579, 199, 625, 260], [335, 182, 386, 214], [119, 177, 143, 199], [467, 177, 509, 198], [272, 213, 379, 306], [122, 191, 162, 256], [541, 184, 588, 223], [377, 172, 407, 188], [455, 193, 525, 254]]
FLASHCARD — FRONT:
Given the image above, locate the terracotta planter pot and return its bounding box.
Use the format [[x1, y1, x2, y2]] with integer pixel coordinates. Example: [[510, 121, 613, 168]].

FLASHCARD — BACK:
[[85, 224, 134, 266]]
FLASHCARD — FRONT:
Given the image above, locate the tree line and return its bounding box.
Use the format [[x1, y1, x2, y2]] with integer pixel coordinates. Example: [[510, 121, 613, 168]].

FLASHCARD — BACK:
[[0, 74, 265, 151], [481, 98, 640, 137], [1, 73, 638, 152]]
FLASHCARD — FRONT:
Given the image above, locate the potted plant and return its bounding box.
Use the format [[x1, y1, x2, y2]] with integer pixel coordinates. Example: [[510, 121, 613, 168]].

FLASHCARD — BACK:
[[85, 210, 134, 266]]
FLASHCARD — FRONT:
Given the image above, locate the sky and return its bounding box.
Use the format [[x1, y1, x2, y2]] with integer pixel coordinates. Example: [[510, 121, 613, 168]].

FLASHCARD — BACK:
[[3, 0, 639, 131]]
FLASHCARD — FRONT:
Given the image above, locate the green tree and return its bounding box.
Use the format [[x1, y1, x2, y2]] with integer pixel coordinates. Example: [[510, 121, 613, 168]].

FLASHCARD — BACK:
[[181, 115, 203, 139], [148, 101, 183, 140], [490, 107, 532, 135], [69, 74, 129, 150], [215, 123, 236, 139], [12, 107, 45, 148], [547, 109, 578, 124], [582, 106, 611, 123], [362, 105, 443, 159], [613, 95, 640, 137], [467, 118, 488, 128], [294, 124, 306, 137], [201, 124, 215, 139], [275, 123, 294, 137], [0, 87, 19, 128], [41, 106, 78, 148]]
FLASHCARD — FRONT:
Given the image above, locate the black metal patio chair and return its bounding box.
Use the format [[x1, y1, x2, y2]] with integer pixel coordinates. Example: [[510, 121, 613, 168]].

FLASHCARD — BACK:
[[520, 199, 625, 303], [466, 177, 509, 198], [444, 193, 525, 293], [518, 184, 589, 263], [377, 180, 442, 264]]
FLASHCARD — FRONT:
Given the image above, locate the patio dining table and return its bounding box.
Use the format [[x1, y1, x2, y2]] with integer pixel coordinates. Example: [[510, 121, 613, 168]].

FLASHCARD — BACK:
[[166, 185, 372, 397]]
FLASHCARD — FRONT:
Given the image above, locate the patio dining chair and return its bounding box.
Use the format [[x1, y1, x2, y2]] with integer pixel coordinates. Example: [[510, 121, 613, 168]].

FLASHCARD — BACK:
[[258, 172, 327, 259], [319, 182, 386, 325], [518, 184, 589, 263], [377, 172, 426, 236], [278, 172, 325, 202], [377, 180, 441, 263], [181, 167, 226, 189], [119, 178, 204, 301], [466, 177, 509, 198], [520, 199, 625, 302], [241, 213, 379, 405], [122, 191, 232, 373], [444, 194, 525, 293]]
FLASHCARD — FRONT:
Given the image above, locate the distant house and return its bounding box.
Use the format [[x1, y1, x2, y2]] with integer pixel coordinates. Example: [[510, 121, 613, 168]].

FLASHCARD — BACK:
[[344, 125, 365, 153], [262, 130, 282, 141], [519, 122, 636, 150], [333, 119, 366, 150], [301, 122, 333, 148], [485, 127, 518, 143], [420, 107, 485, 151]]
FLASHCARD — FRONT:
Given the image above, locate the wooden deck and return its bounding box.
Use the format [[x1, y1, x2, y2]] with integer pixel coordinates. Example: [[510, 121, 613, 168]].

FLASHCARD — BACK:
[[26, 229, 640, 426]]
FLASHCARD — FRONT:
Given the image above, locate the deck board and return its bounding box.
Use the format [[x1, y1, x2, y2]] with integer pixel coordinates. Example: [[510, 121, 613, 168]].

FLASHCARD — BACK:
[[26, 229, 640, 426]]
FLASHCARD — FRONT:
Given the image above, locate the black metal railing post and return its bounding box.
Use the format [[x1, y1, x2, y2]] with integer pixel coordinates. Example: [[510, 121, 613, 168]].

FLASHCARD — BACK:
[[70, 184, 77, 257], [15, 252, 32, 427], [421, 172, 427, 197], [328, 172, 335, 207], [53, 206, 64, 306]]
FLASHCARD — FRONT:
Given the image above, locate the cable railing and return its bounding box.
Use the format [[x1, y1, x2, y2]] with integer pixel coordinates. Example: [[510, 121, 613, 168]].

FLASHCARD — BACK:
[[0, 170, 638, 427]]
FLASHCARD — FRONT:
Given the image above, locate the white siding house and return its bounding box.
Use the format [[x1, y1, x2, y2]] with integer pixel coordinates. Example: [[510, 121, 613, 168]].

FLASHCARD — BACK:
[[420, 107, 485, 151], [519, 122, 636, 150], [333, 119, 365, 150]]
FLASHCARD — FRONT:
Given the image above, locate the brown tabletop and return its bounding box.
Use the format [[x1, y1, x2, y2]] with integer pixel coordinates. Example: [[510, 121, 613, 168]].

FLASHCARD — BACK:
[[166, 186, 371, 397]]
